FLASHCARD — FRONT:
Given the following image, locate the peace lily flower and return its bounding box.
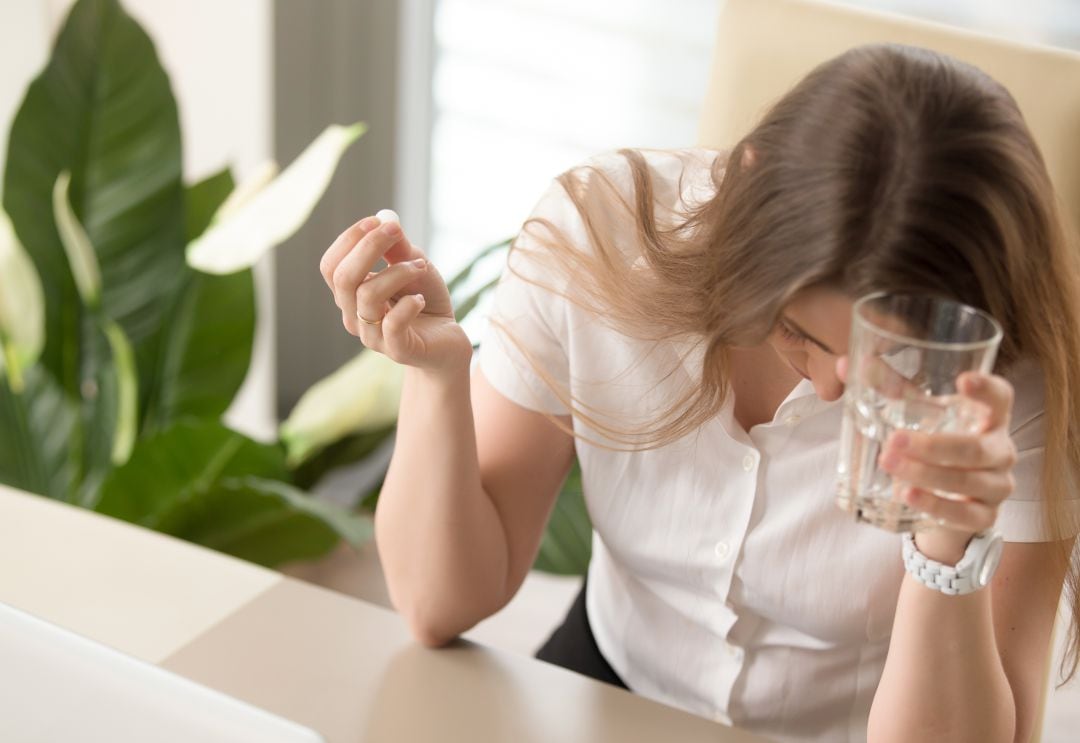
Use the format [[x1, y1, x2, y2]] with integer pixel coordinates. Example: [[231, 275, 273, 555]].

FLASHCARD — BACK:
[[187, 122, 367, 275], [280, 350, 404, 467], [53, 171, 102, 307], [53, 172, 137, 465], [0, 208, 45, 393]]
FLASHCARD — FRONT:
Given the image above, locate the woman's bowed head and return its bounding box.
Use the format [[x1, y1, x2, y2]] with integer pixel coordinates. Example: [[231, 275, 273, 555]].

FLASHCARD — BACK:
[[320, 43, 1080, 743]]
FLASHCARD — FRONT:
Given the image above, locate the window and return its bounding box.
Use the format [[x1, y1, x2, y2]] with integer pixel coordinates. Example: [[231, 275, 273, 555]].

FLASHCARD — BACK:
[[426, 0, 721, 273], [422, 0, 1080, 278], [841, 0, 1080, 50]]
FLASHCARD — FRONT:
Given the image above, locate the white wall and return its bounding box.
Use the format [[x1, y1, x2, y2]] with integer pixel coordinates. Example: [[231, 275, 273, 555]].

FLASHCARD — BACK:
[[0, 4, 49, 175], [0, 0, 276, 441]]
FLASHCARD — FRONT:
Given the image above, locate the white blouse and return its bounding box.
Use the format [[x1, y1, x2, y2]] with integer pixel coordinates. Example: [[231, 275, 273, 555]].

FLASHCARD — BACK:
[[477, 149, 1079, 743]]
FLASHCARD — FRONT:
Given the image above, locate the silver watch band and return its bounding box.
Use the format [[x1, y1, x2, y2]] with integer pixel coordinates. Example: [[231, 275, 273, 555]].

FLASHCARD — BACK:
[[901, 532, 974, 596]]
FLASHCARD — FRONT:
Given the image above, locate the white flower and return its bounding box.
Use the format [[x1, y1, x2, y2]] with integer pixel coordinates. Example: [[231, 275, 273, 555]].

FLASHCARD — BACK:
[[0, 208, 45, 391], [280, 350, 404, 466], [187, 123, 367, 275]]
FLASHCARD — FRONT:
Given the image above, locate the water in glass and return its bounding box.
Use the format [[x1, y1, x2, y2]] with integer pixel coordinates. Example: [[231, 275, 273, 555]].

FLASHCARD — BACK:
[[836, 389, 983, 532]]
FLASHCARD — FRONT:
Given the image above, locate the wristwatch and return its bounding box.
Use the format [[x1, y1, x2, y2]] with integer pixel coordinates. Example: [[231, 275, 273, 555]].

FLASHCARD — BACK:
[[901, 530, 1004, 596]]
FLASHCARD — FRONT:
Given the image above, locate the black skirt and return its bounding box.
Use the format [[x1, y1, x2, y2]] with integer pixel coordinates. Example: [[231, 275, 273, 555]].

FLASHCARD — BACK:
[[534, 580, 629, 690]]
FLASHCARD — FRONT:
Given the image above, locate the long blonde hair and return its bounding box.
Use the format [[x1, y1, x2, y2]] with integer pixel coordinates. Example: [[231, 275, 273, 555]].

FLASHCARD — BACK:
[[504, 44, 1080, 681]]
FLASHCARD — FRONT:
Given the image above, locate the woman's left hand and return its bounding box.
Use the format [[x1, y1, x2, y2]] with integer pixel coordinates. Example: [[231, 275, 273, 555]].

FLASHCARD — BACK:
[[878, 372, 1018, 563]]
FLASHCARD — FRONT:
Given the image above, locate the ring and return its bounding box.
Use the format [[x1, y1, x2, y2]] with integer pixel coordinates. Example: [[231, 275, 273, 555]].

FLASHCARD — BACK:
[[357, 311, 383, 326]]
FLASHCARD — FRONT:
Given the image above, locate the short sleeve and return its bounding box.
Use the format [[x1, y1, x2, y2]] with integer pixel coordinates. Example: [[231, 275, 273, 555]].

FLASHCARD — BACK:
[[995, 358, 1080, 542], [476, 148, 719, 417], [477, 180, 574, 415]]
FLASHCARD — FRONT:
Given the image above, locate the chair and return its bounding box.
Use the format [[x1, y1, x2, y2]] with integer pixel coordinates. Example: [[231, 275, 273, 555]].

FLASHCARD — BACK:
[[697, 1, 1080, 740], [699, 0, 1080, 236]]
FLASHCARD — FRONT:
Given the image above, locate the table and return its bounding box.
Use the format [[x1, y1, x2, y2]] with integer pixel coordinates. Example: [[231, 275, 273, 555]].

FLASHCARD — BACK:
[[0, 484, 769, 742]]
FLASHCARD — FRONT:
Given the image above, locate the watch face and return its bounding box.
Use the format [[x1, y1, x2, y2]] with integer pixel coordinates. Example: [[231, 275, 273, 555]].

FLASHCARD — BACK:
[[977, 537, 1005, 588]]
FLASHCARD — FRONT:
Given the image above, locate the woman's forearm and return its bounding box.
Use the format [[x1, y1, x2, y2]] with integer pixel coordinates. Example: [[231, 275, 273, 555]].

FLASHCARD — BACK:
[[868, 537, 1015, 743], [376, 365, 511, 646]]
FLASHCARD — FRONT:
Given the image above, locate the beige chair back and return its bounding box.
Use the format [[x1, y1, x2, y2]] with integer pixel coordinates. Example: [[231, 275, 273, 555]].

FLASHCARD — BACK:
[[699, 0, 1080, 236]]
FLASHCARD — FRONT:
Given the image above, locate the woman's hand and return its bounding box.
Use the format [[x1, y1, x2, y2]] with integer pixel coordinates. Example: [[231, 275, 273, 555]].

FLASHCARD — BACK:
[[878, 372, 1018, 563], [319, 215, 473, 374]]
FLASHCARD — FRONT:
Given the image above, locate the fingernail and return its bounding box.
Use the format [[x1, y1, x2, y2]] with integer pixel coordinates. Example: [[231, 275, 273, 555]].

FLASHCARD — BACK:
[[879, 452, 899, 471], [965, 373, 983, 391], [904, 487, 919, 504], [359, 216, 379, 231], [415, 293, 426, 307], [410, 258, 427, 269], [892, 433, 909, 450], [383, 222, 401, 237]]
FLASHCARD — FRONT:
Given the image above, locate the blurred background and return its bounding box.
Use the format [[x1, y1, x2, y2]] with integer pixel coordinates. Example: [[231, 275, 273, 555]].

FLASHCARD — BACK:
[[2, 2, 1080, 735], [3, 0, 1078, 443]]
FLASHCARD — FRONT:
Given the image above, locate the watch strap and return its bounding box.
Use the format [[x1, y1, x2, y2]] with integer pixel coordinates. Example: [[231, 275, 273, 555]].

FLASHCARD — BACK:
[[901, 532, 976, 596]]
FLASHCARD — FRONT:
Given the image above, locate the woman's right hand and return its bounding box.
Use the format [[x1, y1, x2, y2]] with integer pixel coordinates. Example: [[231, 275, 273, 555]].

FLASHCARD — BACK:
[[319, 215, 473, 374]]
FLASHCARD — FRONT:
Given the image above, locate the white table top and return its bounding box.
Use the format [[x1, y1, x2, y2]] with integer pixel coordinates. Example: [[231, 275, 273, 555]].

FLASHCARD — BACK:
[[0, 484, 280, 663], [0, 484, 770, 742]]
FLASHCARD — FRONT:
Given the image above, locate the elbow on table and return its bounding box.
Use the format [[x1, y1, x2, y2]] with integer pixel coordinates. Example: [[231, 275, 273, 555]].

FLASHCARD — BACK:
[[403, 607, 458, 648], [391, 588, 466, 648]]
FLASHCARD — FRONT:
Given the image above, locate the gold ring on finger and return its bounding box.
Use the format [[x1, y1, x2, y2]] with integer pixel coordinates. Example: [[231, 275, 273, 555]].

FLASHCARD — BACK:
[[357, 311, 383, 326]]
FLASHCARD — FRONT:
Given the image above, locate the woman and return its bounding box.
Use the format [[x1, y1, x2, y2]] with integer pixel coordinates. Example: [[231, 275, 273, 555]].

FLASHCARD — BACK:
[[320, 45, 1080, 742]]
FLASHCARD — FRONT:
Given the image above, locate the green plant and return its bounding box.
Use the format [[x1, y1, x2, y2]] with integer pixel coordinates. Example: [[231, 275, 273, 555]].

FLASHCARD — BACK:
[[0, 0, 591, 575]]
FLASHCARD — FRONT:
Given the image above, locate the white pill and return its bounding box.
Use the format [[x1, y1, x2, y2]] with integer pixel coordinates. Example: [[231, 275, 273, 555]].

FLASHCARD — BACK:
[[375, 209, 399, 225]]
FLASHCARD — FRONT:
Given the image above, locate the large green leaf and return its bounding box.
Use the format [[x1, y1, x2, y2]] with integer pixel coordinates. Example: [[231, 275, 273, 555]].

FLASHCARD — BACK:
[[185, 168, 235, 243], [533, 461, 593, 575], [0, 365, 76, 501], [142, 269, 254, 431], [95, 420, 366, 566], [2, 0, 185, 413], [94, 419, 285, 519], [141, 169, 255, 432], [157, 476, 372, 567]]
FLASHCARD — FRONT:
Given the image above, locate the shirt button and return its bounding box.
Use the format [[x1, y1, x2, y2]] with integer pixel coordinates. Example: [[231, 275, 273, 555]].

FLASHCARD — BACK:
[[784, 414, 801, 426], [742, 454, 755, 472], [714, 541, 730, 561]]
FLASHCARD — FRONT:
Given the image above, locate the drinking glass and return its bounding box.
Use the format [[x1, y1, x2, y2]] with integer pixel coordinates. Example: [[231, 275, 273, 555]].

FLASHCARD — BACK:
[[835, 292, 1003, 532]]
